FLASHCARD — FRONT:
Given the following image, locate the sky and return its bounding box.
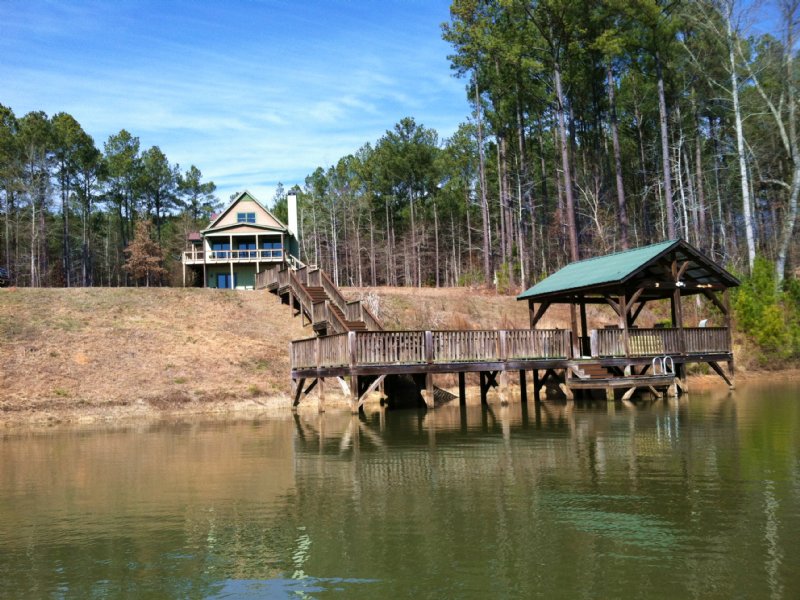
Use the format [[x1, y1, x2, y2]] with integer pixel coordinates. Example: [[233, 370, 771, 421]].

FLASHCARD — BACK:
[[0, 0, 470, 204]]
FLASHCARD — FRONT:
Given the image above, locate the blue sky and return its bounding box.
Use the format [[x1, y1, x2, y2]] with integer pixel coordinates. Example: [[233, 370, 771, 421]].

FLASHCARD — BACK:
[[1, 0, 469, 204]]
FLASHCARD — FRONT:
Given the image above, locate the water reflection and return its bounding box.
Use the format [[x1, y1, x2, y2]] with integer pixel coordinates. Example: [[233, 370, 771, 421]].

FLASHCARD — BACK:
[[0, 383, 798, 599]]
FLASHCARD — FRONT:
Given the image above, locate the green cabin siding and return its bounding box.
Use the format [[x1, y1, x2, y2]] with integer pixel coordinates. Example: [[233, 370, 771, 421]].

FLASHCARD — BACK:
[[207, 265, 257, 289]]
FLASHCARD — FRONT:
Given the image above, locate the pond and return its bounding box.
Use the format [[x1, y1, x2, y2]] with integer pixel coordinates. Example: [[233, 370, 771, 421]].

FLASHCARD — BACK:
[[1, 382, 799, 598]]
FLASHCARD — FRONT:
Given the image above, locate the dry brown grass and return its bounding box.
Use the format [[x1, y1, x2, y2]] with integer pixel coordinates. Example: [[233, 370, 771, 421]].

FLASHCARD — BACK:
[[0, 287, 307, 419]]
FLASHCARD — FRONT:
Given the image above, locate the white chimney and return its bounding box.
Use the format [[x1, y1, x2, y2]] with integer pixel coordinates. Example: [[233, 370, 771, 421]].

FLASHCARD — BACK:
[[287, 192, 299, 238]]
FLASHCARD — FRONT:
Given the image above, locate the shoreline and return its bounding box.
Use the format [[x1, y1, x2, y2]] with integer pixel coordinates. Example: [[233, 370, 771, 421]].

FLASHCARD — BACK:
[[2, 368, 798, 429]]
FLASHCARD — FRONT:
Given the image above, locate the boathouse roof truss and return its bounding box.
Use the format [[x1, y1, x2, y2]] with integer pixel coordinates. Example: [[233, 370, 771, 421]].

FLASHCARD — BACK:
[[517, 239, 740, 303]]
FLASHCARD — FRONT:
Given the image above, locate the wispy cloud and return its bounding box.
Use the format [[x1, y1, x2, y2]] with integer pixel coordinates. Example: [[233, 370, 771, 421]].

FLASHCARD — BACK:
[[0, 0, 468, 202]]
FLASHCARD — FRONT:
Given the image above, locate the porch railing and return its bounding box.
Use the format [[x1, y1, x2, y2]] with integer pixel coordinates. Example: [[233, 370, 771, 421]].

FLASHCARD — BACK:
[[184, 249, 283, 262]]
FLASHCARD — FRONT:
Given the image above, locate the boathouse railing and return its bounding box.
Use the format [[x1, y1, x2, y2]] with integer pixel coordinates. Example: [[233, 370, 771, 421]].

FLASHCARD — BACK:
[[590, 327, 729, 357], [291, 329, 571, 371]]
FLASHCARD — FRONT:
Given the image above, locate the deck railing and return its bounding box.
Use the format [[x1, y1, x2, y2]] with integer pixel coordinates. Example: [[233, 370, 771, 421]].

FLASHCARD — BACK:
[[684, 327, 729, 353], [184, 249, 283, 262], [590, 327, 729, 357], [320, 270, 349, 315], [291, 329, 571, 370], [361, 305, 383, 331]]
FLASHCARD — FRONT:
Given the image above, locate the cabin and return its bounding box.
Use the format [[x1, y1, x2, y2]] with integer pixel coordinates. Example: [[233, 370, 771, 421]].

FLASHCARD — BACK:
[[182, 190, 299, 289]]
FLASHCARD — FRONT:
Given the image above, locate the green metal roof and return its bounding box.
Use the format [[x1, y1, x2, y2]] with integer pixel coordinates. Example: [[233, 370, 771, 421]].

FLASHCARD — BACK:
[[518, 240, 680, 300]]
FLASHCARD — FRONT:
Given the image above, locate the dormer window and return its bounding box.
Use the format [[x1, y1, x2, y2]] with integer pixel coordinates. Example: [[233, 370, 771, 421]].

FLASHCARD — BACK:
[[237, 212, 256, 224]]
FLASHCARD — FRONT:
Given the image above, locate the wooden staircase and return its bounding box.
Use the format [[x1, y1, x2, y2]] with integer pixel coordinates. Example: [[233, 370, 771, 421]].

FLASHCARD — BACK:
[[256, 261, 381, 334]]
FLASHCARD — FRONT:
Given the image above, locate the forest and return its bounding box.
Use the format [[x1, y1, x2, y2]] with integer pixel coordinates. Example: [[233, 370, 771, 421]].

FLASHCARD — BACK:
[[1, 0, 799, 299]]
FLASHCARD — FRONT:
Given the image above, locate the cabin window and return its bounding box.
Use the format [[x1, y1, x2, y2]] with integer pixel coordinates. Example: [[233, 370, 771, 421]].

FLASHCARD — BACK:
[[261, 241, 282, 258], [237, 212, 256, 223], [238, 242, 256, 258], [211, 242, 230, 258]]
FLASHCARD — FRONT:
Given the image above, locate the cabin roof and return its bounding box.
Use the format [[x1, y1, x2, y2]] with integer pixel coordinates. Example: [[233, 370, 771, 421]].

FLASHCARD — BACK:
[[204, 190, 288, 233], [517, 239, 739, 302]]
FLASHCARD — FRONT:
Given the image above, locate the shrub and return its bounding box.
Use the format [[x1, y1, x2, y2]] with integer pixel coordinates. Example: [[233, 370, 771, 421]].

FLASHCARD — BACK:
[[733, 256, 800, 364]]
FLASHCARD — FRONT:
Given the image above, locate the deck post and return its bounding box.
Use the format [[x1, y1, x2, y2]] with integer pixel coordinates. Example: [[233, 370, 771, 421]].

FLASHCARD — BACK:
[[318, 377, 325, 413], [569, 303, 580, 358], [348, 331, 358, 413], [619, 293, 630, 357], [350, 375, 359, 413], [479, 371, 488, 405], [425, 373, 434, 409], [528, 299, 535, 329], [579, 300, 588, 356], [519, 370, 528, 403], [458, 372, 466, 405], [499, 370, 509, 406], [533, 369, 541, 402]]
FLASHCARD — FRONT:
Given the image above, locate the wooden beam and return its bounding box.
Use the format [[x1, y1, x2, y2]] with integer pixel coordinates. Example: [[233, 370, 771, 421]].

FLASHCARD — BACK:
[[529, 301, 551, 329], [479, 371, 488, 405], [708, 361, 733, 388], [702, 289, 727, 315], [519, 370, 528, 403], [533, 369, 541, 402], [458, 372, 466, 405], [604, 295, 622, 316], [630, 301, 647, 325], [358, 374, 387, 409], [302, 379, 318, 395], [292, 377, 306, 409], [625, 287, 645, 313], [677, 260, 691, 280], [318, 377, 325, 413]]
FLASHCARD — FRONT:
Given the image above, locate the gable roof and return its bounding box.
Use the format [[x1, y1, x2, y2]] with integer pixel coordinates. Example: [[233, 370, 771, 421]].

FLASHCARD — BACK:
[[517, 239, 739, 302], [204, 190, 288, 233]]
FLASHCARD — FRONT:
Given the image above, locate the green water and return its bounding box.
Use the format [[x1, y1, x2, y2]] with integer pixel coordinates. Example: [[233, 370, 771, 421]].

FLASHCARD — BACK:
[[1, 383, 799, 599]]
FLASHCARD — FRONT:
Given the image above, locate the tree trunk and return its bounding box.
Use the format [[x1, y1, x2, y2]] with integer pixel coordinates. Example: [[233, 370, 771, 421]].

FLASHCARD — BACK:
[[607, 64, 629, 249], [776, 0, 799, 286], [554, 60, 579, 262], [656, 51, 676, 240], [474, 75, 492, 283], [727, 6, 756, 271]]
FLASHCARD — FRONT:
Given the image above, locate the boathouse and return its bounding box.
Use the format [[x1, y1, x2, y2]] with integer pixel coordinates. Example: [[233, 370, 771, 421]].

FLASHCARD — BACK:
[[517, 239, 739, 396], [182, 190, 299, 289]]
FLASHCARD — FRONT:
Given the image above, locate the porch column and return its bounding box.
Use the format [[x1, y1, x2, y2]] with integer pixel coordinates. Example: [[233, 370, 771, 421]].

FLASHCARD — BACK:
[[569, 302, 580, 358], [528, 299, 535, 329], [619, 293, 630, 357], [673, 288, 686, 354], [579, 299, 588, 356], [230, 262, 234, 289]]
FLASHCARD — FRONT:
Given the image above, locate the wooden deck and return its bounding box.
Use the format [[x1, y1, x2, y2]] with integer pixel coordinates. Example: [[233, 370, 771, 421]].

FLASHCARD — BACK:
[[289, 326, 734, 412]]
